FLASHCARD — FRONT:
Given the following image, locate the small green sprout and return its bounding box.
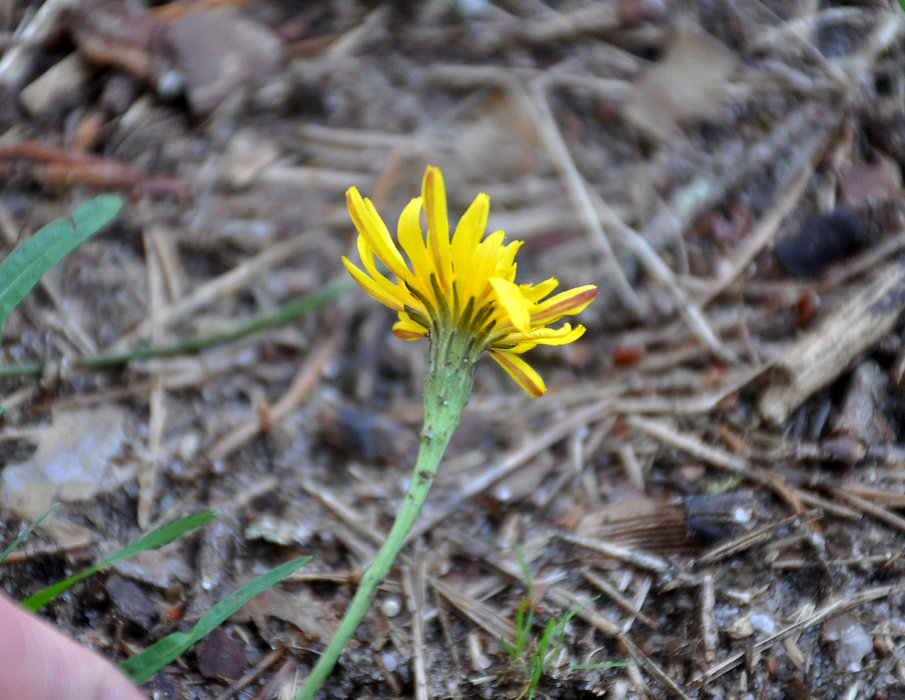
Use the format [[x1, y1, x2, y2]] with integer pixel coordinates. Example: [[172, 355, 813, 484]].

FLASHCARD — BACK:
[[502, 545, 596, 700]]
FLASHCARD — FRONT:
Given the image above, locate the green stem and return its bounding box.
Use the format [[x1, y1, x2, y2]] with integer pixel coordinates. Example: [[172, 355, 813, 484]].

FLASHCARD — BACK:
[[295, 328, 476, 700]]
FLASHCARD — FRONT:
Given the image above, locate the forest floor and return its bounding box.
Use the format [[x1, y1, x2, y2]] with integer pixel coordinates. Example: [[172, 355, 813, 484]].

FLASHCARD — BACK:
[[2, 1, 905, 698]]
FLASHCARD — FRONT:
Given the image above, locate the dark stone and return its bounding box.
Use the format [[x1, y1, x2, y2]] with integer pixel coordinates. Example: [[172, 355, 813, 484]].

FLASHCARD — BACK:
[[197, 627, 247, 682], [105, 574, 157, 629], [776, 208, 865, 278]]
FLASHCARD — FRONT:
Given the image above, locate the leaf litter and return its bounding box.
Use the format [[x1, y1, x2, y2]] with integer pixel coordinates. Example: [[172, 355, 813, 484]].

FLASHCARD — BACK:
[[2, 1, 905, 698]]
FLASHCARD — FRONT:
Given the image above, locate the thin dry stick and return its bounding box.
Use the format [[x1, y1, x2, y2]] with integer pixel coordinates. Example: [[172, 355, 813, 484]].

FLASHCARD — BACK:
[[841, 483, 905, 508], [700, 573, 717, 663], [298, 123, 434, 150], [772, 551, 901, 570], [508, 3, 624, 45], [617, 631, 691, 700], [820, 228, 905, 292], [547, 586, 622, 637], [792, 487, 861, 520], [137, 223, 168, 530], [147, 222, 188, 301], [625, 415, 749, 474], [618, 442, 646, 491], [626, 415, 818, 522], [833, 488, 905, 533], [214, 647, 286, 700], [556, 532, 672, 575], [258, 166, 377, 192], [699, 162, 814, 305], [323, 4, 388, 61], [759, 258, 905, 424], [250, 656, 300, 700], [629, 576, 653, 631], [402, 557, 429, 700], [0, 0, 74, 90], [207, 327, 342, 460], [625, 661, 653, 699], [298, 477, 382, 551], [587, 188, 732, 362], [695, 511, 818, 566], [836, 10, 904, 79], [0, 538, 96, 565], [519, 79, 641, 314], [483, 545, 628, 635], [546, 72, 634, 102], [748, 7, 852, 85], [580, 568, 658, 628], [693, 583, 904, 687], [429, 577, 518, 643], [0, 386, 38, 413], [113, 235, 315, 347], [607, 365, 767, 416]]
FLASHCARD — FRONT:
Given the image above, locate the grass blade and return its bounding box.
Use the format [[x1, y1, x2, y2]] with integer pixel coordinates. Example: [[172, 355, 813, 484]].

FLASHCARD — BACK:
[[119, 555, 311, 684], [21, 509, 217, 612], [0, 195, 123, 338], [0, 503, 59, 565], [0, 276, 354, 379]]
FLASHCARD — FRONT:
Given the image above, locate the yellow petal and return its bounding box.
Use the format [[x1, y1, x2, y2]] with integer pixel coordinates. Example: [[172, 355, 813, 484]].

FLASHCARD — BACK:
[[393, 316, 428, 340], [451, 192, 489, 276], [472, 230, 507, 281], [342, 257, 405, 312], [355, 236, 414, 308], [490, 277, 531, 332], [488, 350, 546, 397], [347, 187, 408, 279], [521, 277, 559, 303], [423, 166, 451, 289], [496, 239, 522, 278], [397, 197, 429, 278], [505, 324, 587, 352], [531, 285, 598, 325]]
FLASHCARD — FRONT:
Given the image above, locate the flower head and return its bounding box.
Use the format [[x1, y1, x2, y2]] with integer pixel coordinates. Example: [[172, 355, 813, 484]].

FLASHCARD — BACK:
[[342, 166, 597, 397]]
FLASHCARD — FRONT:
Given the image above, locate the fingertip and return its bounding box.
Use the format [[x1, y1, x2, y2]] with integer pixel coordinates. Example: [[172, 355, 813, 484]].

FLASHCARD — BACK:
[[0, 593, 146, 700]]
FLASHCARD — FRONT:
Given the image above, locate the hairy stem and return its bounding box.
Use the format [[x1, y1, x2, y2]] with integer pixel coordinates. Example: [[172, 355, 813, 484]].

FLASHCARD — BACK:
[[295, 329, 475, 699]]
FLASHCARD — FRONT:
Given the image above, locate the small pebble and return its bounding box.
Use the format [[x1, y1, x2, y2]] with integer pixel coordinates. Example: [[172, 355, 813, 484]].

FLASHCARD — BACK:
[[727, 615, 754, 639], [106, 574, 157, 629], [197, 627, 247, 682], [381, 597, 402, 618], [823, 613, 873, 672], [382, 651, 399, 672], [749, 612, 775, 635]]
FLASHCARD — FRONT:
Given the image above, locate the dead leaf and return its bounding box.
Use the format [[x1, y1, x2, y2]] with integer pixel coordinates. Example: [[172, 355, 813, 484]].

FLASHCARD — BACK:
[[627, 27, 741, 140]]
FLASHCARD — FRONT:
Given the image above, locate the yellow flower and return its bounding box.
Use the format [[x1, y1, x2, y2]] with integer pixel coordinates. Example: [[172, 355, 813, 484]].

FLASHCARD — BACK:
[[342, 165, 597, 397]]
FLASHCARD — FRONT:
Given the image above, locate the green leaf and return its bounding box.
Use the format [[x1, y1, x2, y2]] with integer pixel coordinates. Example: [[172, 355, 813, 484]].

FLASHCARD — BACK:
[[21, 509, 216, 612], [119, 555, 311, 684], [569, 661, 630, 671], [501, 638, 517, 658], [0, 195, 123, 340], [0, 503, 59, 565], [533, 618, 558, 681]]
